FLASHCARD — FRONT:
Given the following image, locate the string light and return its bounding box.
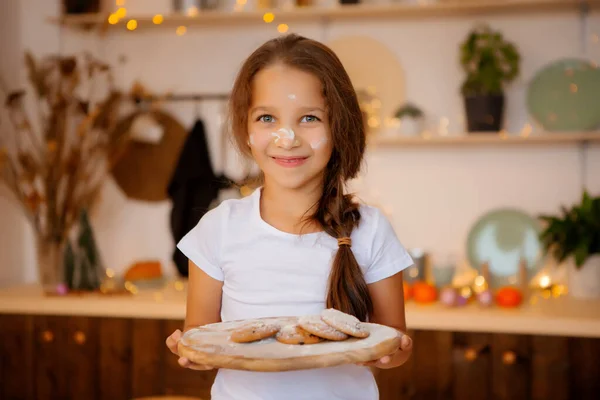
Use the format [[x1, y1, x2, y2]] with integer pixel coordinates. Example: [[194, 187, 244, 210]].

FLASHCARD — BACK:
[[153, 14, 164, 25], [116, 7, 127, 19], [176, 26, 187, 36], [186, 6, 199, 17], [108, 14, 119, 24], [116, 0, 126, 6], [263, 12, 275, 23], [127, 19, 137, 31], [277, 23, 289, 33]]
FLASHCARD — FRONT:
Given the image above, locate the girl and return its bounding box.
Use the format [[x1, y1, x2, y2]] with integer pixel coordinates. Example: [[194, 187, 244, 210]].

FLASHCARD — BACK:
[[166, 33, 413, 400]]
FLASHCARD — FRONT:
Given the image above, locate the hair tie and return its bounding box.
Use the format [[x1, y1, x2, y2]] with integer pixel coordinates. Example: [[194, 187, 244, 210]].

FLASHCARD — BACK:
[[337, 237, 352, 247]]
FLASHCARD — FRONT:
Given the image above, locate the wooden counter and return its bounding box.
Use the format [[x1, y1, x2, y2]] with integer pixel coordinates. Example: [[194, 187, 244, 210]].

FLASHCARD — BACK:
[[1, 284, 599, 338], [1, 283, 599, 400]]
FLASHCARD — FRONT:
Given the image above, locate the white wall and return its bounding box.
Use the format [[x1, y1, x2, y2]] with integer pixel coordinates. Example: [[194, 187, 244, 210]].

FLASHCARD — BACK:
[[1, 0, 599, 285]]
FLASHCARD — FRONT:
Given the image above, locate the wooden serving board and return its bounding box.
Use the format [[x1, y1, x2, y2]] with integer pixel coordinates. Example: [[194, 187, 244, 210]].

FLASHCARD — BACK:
[[177, 316, 403, 372]]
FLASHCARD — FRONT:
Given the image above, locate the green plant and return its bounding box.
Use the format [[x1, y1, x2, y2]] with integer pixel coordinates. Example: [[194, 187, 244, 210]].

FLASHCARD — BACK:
[[539, 191, 600, 268], [394, 103, 423, 119], [460, 24, 520, 96]]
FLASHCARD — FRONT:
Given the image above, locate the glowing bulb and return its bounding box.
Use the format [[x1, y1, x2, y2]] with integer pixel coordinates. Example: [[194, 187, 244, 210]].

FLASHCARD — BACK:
[[277, 23, 289, 33], [263, 12, 275, 23], [116, 0, 125, 6], [106, 268, 115, 278], [186, 6, 199, 17], [520, 123, 533, 137], [236, 0, 248, 4], [176, 26, 187, 36], [539, 275, 551, 289], [474, 275, 485, 287], [108, 13, 119, 24], [371, 99, 382, 109], [116, 7, 127, 18], [152, 14, 164, 24], [126, 19, 137, 30], [174, 280, 185, 291]]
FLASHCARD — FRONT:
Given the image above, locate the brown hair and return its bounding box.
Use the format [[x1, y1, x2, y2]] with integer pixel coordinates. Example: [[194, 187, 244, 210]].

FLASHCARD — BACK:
[[228, 34, 372, 321]]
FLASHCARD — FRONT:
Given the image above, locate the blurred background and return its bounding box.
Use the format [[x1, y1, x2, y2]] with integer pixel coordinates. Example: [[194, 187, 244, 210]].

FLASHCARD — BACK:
[[1, 1, 600, 399]]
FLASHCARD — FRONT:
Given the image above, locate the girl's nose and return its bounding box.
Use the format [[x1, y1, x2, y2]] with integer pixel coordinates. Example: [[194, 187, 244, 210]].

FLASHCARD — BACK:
[[273, 128, 300, 149]]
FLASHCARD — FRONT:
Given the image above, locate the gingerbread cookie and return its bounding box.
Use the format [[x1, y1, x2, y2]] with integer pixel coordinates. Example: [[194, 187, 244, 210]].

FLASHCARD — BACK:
[[230, 321, 280, 343], [298, 315, 348, 341], [321, 308, 370, 338], [275, 324, 322, 345]]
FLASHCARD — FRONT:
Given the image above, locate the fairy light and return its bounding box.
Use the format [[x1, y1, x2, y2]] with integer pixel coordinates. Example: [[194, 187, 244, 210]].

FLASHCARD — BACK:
[[174, 280, 185, 291], [126, 19, 137, 31], [277, 23, 289, 33], [116, 7, 127, 19], [106, 268, 115, 278], [116, 0, 125, 6], [176, 26, 187, 36], [539, 275, 551, 289], [108, 13, 119, 24], [520, 123, 533, 137], [152, 14, 164, 25], [263, 12, 275, 23], [186, 6, 199, 17]]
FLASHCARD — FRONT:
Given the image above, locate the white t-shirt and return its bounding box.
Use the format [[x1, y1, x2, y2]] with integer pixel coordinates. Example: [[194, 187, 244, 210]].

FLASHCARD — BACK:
[[177, 187, 413, 400]]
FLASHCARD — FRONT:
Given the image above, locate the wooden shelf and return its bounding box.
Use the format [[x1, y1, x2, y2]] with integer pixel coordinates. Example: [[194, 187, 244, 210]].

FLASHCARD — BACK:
[[369, 131, 600, 147], [49, 0, 600, 30]]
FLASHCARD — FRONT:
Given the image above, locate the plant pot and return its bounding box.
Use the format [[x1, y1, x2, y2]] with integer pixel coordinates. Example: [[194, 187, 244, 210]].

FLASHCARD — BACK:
[[463, 93, 505, 132], [568, 255, 600, 299], [63, 0, 100, 14], [398, 117, 424, 137]]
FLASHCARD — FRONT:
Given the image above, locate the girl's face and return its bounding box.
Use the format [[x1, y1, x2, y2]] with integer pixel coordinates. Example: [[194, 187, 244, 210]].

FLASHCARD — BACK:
[[247, 63, 333, 191]]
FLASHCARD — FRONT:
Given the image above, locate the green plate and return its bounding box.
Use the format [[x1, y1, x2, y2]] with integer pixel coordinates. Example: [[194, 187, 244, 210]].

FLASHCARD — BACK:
[[527, 58, 600, 131], [466, 208, 543, 288]]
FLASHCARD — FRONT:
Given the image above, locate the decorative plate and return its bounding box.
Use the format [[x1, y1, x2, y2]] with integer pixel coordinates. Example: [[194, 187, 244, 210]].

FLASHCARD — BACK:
[[526, 58, 600, 131], [466, 208, 543, 288]]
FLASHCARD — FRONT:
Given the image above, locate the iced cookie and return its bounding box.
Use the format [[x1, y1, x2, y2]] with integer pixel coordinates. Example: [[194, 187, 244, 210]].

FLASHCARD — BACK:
[[298, 315, 348, 341], [230, 321, 280, 343], [321, 308, 370, 338], [275, 324, 322, 345]]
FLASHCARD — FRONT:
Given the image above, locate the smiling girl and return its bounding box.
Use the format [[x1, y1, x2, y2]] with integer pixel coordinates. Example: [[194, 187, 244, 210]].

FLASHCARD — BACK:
[[166, 33, 414, 400]]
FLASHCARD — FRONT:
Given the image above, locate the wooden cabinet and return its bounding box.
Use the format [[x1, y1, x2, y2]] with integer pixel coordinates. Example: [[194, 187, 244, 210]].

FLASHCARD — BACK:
[[1, 313, 599, 400]]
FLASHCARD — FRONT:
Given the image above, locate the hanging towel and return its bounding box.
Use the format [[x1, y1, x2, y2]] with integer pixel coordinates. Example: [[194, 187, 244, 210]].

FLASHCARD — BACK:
[[167, 119, 231, 277]]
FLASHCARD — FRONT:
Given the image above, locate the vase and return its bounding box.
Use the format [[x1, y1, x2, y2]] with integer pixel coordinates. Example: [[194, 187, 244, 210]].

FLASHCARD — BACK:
[[36, 237, 66, 294], [568, 255, 600, 299]]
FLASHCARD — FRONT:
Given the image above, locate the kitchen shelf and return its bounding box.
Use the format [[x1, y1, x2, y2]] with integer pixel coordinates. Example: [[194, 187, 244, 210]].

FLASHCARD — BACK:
[[49, 0, 600, 31], [369, 131, 600, 147]]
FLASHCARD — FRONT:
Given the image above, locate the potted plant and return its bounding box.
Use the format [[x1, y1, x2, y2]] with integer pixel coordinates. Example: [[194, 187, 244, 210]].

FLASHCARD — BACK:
[[394, 103, 424, 137], [459, 24, 520, 132], [539, 191, 600, 299]]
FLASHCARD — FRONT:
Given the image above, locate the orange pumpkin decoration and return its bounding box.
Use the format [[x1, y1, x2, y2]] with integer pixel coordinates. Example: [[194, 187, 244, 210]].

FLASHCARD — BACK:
[[495, 287, 523, 308], [403, 281, 412, 302], [124, 260, 163, 282], [412, 281, 438, 304]]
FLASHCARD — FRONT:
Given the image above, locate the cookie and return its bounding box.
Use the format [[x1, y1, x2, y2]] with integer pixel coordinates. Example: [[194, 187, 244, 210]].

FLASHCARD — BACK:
[[230, 321, 280, 343], [275, 324, 322, 345], [320, 308, 370, 338], [298, 315, 348, 341]]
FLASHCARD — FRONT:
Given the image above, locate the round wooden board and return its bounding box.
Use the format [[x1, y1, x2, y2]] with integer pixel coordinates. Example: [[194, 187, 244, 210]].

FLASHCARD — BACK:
[[177, 316, 403, 372]]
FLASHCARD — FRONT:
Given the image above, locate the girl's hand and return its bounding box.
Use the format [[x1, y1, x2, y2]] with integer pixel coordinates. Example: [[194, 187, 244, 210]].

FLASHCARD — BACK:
[[166, 329, 214, 371], [359, 334, 413, 369]]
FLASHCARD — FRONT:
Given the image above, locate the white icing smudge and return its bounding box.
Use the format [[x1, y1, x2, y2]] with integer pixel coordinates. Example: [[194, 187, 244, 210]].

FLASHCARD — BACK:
[[310, 137, 328, 150], [271, 127, 298, 147]]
